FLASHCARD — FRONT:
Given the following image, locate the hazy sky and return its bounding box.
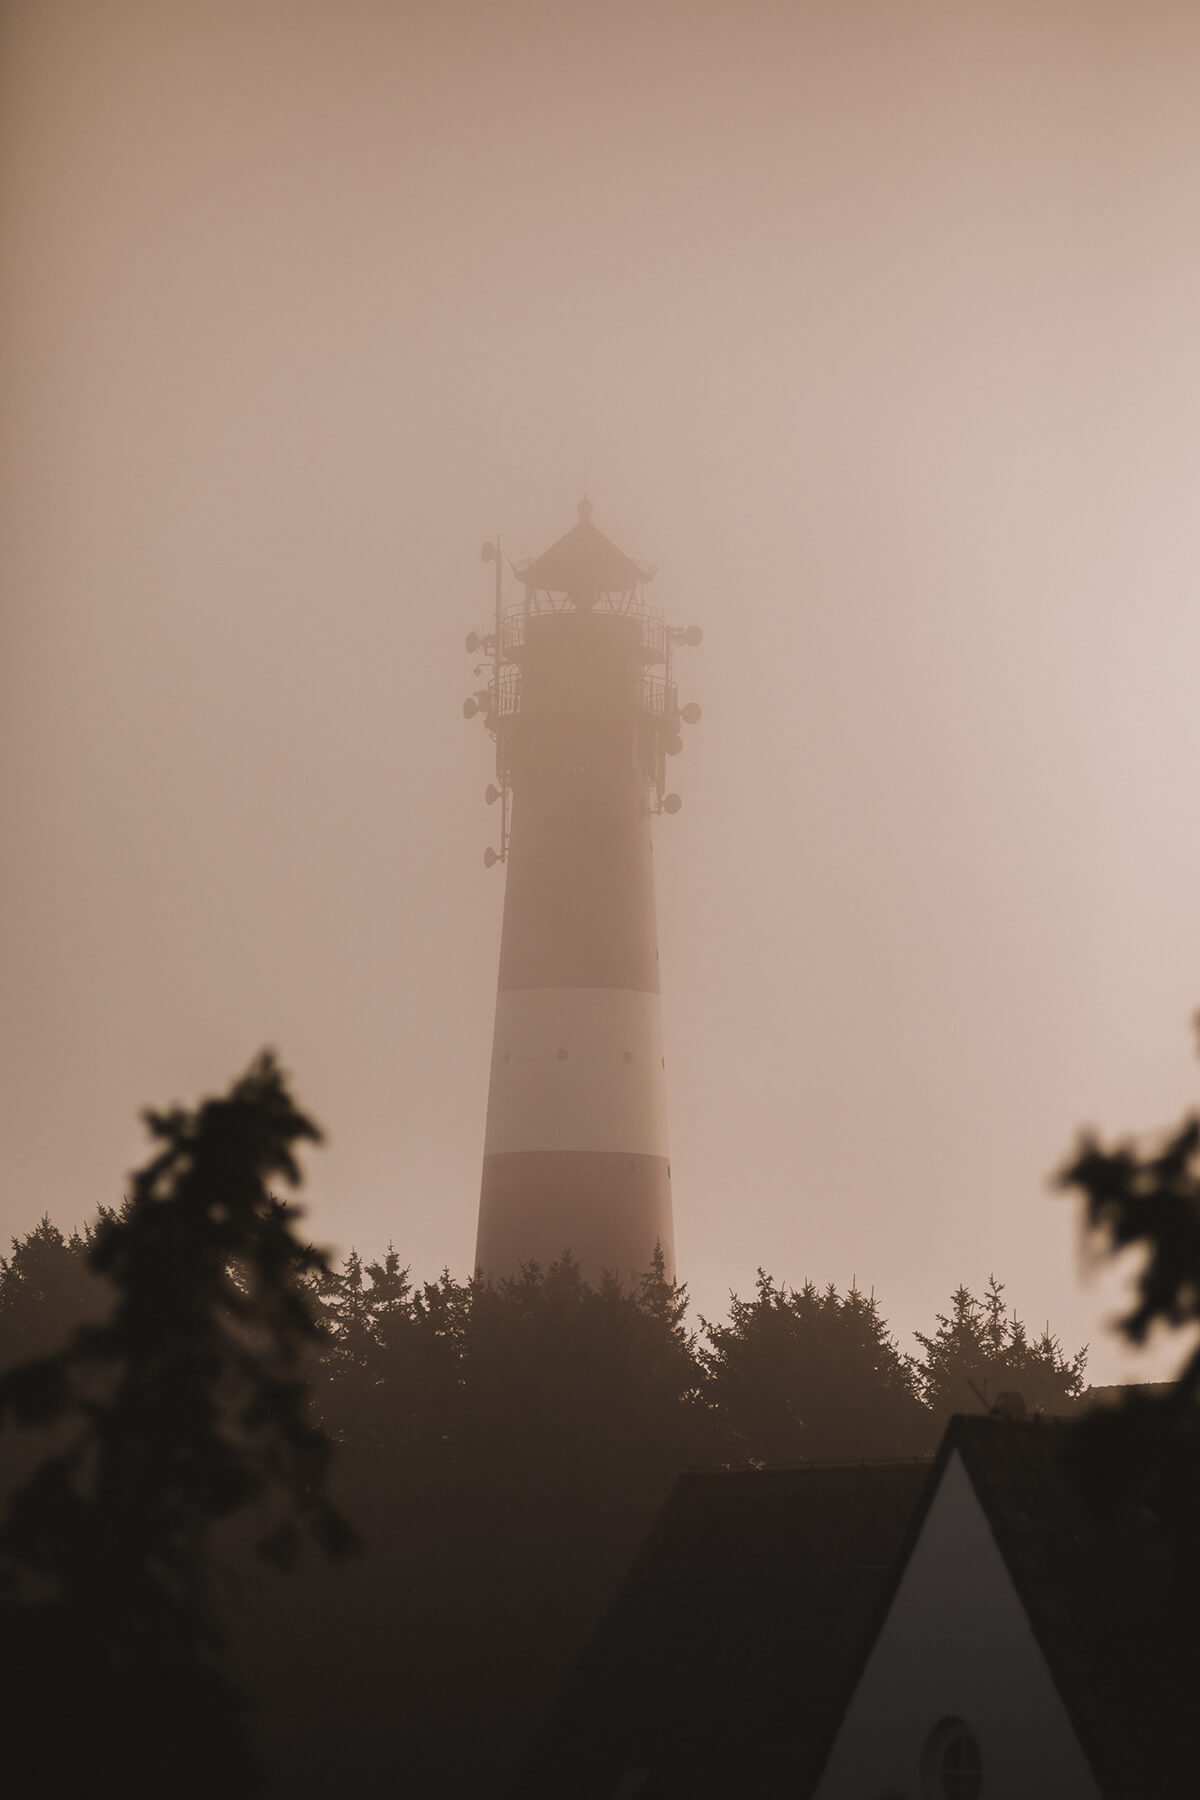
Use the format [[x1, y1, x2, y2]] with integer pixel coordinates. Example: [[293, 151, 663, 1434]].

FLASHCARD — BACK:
[[5, 0, 1200, 1383]]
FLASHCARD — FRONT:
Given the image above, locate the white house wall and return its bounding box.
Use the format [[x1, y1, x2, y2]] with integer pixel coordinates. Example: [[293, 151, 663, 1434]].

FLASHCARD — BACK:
[[813, 1450, 1103, 1800]]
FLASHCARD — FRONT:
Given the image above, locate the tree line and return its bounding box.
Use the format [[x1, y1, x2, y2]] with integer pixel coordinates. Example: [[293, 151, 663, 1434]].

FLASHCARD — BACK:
[[1, 1223, 1087, 1475], [0, 1073, 1084, 1796], [10, 1047, 1189, 1800]]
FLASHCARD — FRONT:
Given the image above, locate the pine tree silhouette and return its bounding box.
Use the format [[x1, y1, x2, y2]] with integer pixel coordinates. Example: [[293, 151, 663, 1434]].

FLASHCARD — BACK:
[[0, 1052, 357, 1796]]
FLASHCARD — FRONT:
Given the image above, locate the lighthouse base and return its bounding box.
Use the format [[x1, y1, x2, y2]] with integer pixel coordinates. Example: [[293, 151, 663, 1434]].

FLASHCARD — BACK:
[[475, 1150, 674, 1289]]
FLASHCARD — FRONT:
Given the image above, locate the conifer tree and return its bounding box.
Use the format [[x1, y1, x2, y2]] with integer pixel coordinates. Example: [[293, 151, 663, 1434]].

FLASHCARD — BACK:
[[0, 1052, 356, 1796], [0, 1211, 116, 1370], [913, 1274, 1086, 1422], [700, 1272, 927, 1464]]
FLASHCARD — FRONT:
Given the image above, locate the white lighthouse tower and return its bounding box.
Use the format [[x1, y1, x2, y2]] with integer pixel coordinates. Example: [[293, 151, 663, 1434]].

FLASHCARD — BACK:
[[464, 501, 701, 1287]]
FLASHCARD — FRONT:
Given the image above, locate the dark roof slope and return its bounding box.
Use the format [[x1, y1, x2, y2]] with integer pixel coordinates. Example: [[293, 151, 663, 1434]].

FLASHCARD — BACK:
[[517, 501, 652, 597], [525, 1419, 1198, 1800], [808, 1415, 1194, 1800], [952, 1415, 1190, 1799], [1081, 1380, 1173, 1409], [521, 1460, 930, 1800]]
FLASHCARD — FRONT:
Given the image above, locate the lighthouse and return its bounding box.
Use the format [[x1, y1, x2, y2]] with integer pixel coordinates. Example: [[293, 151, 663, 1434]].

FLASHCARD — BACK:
[[464, 501, 701, 1287]]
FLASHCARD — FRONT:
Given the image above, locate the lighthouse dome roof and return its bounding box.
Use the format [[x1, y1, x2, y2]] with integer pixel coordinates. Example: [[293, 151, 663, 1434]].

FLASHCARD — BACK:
[[516, 500, 653, 599]]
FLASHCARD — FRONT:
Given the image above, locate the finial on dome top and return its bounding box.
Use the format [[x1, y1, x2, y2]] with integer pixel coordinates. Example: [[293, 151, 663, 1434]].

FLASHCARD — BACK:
[[577, 495, 594, 522]]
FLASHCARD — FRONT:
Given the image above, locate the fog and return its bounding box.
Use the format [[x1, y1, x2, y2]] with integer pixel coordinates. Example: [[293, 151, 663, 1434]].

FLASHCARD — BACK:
[[5, 0, 1200, 1383]]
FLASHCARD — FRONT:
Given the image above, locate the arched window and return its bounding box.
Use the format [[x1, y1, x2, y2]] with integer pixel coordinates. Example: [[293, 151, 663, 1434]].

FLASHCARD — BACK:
[[920, 1717, 982, 1800]]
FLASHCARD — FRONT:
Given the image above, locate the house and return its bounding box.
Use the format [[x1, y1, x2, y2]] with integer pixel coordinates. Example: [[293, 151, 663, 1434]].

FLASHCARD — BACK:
[[522, 1459, 930, 1798], [812, 1413, 1190, 1799], [523, 1413, 1191, 1799]]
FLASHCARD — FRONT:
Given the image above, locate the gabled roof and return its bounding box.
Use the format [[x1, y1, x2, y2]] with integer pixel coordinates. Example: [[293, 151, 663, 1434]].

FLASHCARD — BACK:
[[516, 499, 652, 597], [520, 1460, 930, 1799], [958, 1415, 1190, 1798], [812, 1414, 1193, 1799], [521, 1417, 1197, 1800]]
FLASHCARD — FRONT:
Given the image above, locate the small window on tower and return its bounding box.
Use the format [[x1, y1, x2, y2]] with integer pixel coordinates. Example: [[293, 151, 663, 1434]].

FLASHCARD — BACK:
[[556, 1048, 568, 1061], [622, 1050, 633, 1063]]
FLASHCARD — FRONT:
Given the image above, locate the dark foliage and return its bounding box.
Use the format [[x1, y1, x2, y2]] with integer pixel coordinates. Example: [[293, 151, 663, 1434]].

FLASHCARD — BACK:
[[0, 1212, 112, 1370], [0, 1053, 356, 1798], [913, 1274, 1087, 1426], [244, 1243, 712, 1794], [2, 1148, 1087, 1796], [1062, 1112, 1200, 1373], [700, 1273, 931, 1463], [1059, 1105, 1200, 1586]]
